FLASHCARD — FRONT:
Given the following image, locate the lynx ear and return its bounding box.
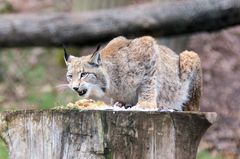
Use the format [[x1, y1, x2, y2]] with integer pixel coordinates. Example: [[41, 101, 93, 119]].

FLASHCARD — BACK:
[[63, 45, 74, 65], [89, 44, 101, 66]]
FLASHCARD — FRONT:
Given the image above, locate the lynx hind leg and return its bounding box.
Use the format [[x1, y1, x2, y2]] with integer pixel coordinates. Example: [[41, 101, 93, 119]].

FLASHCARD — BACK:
[[179, 51, 202, 111]]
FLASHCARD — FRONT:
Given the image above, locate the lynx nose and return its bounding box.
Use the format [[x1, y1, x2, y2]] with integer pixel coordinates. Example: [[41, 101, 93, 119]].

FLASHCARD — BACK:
[[73, 87, 79, 91]]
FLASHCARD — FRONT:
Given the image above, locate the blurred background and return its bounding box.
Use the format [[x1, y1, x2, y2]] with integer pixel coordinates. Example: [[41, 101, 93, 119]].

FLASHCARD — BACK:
[[0, 0, 239, 159]]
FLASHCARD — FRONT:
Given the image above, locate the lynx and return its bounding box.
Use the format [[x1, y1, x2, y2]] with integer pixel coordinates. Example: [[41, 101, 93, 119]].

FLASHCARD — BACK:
[[64, 36, 202, 111]]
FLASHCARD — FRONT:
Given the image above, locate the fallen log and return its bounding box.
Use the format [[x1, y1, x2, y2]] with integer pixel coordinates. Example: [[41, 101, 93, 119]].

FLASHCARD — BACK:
[[0, 110, 217, 159], [0, 0, 239, 47]]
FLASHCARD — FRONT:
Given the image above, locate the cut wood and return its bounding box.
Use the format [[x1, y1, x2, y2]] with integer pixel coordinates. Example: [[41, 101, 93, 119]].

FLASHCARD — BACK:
[[0, 0, 239, 47], [0, 110, 217, 159]]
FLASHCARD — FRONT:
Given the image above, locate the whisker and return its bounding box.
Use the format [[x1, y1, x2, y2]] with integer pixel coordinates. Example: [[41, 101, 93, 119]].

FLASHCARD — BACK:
[[56, 84, 69, 88], [56, 84, 69, 92]]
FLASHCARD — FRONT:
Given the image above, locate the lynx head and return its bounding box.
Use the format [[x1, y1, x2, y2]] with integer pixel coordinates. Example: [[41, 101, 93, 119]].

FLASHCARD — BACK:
[[63, 45, 108, 100]]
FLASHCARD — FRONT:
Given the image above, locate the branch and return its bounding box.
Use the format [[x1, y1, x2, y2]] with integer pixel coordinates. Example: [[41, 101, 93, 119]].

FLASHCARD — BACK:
[[0, 0, 240, 47]]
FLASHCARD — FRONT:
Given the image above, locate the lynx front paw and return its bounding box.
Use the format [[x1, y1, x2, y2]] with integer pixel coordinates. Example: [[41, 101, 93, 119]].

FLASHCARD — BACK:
[[135, 101, 157, 109], [113, 102, 124, 107], [158, 106, 178, 112]]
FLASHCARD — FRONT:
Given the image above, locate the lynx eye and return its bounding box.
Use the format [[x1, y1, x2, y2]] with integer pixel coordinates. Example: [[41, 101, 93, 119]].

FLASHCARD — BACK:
[[67, 74, 72, 79], [80, 72, 88, 78]]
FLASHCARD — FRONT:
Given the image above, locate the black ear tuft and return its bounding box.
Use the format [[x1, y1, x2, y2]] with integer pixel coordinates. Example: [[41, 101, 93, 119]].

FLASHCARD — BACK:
[[91, 44, 101, 58], [89, 44, 101, 66], [95, 44, 101, 52], [63, 44, 69, 62]]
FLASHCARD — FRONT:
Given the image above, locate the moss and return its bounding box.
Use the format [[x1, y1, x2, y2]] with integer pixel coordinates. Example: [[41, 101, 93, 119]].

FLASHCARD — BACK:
[[104, 147, 113, 159]]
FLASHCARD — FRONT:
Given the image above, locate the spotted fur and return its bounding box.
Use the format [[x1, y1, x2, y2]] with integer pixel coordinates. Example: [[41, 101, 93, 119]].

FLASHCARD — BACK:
[[64, 36, 202, 111]]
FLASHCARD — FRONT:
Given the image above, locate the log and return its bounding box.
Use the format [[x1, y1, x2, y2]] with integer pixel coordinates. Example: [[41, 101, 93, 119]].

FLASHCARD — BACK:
[[0, 110, 217, 159], [0, 0, 239, 47]]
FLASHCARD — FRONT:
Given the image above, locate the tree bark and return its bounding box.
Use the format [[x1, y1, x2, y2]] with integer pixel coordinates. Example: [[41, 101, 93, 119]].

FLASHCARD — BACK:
[[0, 0, 239, 47], [0, 110, 216, 159]]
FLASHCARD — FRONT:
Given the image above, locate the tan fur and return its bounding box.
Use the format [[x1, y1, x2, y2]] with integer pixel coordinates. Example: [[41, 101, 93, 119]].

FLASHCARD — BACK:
[[179, 51, 202, 111], [65, 36, 202, 111]]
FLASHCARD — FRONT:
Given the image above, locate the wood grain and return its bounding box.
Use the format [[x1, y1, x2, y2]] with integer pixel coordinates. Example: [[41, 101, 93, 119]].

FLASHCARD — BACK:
[[0, 110, 216, 159]]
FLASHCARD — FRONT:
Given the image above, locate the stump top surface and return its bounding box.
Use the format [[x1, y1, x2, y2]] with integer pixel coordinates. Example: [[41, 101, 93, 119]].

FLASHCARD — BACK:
[[0, 109, 217, 124]]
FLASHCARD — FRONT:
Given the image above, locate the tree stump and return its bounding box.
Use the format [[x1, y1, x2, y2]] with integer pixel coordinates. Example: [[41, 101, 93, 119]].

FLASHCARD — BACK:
[[0, 110, 216, 159]]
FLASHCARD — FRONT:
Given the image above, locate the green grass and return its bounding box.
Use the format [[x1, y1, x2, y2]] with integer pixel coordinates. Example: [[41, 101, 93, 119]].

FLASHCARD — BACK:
[[0, 139, 8, 159], [197, 150, 224, 159], [27, 91, 79, 109], [25, 65, 46, 83], [27, 92, 57, 109]]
